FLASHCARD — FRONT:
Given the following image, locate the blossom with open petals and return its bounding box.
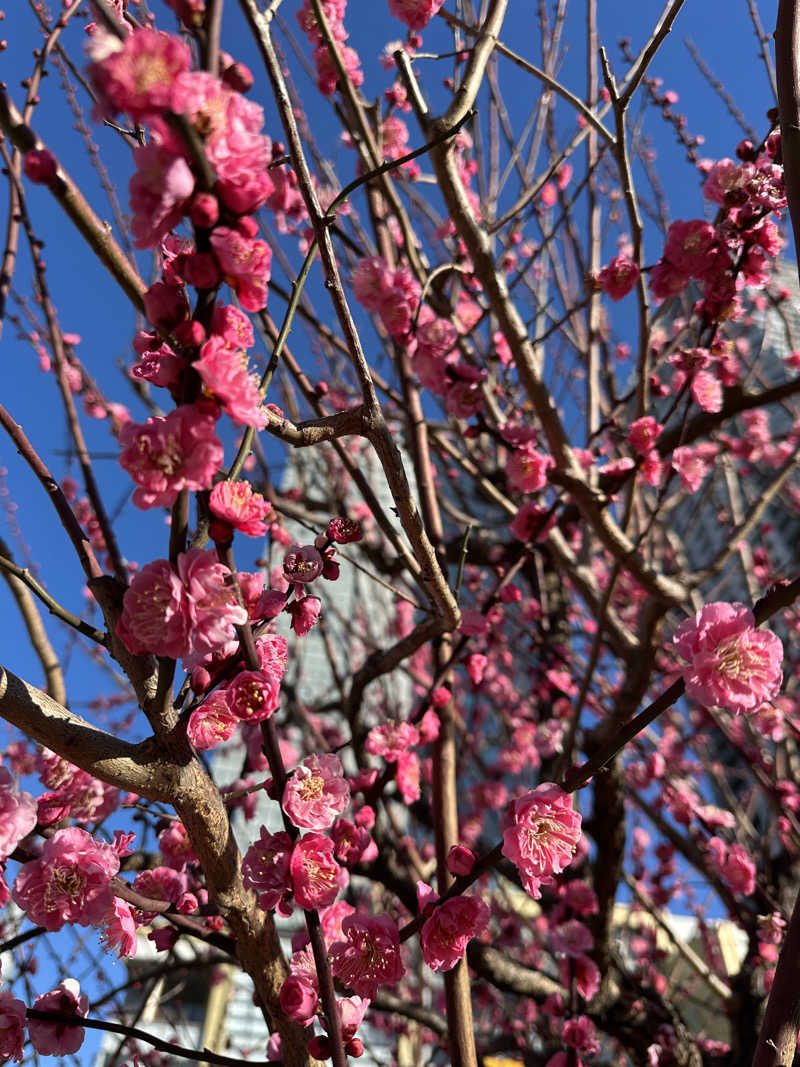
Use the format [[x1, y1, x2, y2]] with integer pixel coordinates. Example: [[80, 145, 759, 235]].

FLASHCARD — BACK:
[[501, 783, 582, 899], [329, 914, 405, 998], [209, 480, 273, 538], [243, 829, 292, 911], [420, 894, 490, 971], [283, 754, 350, 831], [12, 827, 119, 932], [0, 766, 36, 861], [673, 602, 783, 714], [290, 834, 347, 910]]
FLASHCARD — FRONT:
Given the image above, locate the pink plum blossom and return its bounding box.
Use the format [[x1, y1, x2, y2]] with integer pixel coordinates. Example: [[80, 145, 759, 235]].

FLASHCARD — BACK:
[[672, 444, 716, 493], [597, 254, 640, 301], [420, 893, 490, 971], [506, 444, 554, 494], [627, 416, 663, 455], [703, 158, 746, 205], [12, 827, 119, 931], [352, 256, 394, 311], [447, 845, 476, 877], [209, 480, 273, 538], [130, 339, 186, 390], [143, 281, 189, 331], [283, 753, 350, 831], [129, 144, 195, 249], [691, 371, 723, 413], [243, 829, 293, 911], [90, 29, 191, 121], [290, 834, 347, 910], [284, 544, 324, 584], [118, 404, 223, 509], [101, 898, 139, 958], [187, 691, 238, 750], [288, 595, 322, 636], [329, 913, 406, 998], [195, 336, 267, 429], [707, 836, 756, 895], [158, 821, 196, 870], [365, 721, 420, 761], [23, 148, 58, 185], [501, 782, 582, 898], [649, 257, 689, 300], [28, 980, 88, 1056], [331, 996, 370, 1042], [116, 548, 247, 663], [212, 304, 255, 350], [115, 557, 191, 658], [331, 818, 374, 866], [396, 749, 421, 803], [0, 993, 26, 1062], [132, 867, 191, 920], [663, 219, 717, 276], [280, 974, 318, 1024], [327, 517, 364, 543], [563, 1016, 599, 1056], [210, 226, 271, 312], [0, 766, 36, 860], [387, 0, 445, 30], [673, 602, 783, 714], [509, 501, 553, 542], [226, 669, 281, 723], [551, 919, 594, 957]]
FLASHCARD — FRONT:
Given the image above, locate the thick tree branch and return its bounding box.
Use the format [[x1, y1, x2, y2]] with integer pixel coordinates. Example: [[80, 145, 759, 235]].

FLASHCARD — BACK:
[[0, 667, 173, 801]]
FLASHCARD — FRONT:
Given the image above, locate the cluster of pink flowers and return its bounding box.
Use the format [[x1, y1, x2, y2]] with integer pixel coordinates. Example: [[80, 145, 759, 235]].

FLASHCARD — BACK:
[[402, 308, 489, 417], [118, 404, 223, 510], [90, 27, 275, 249], [387, 0, 446, 30], [352, 256, 421, 340], [35, 749, 120, 825], [673, 602, 784, 714], [116, 547, 247, 665], [296, 0, 363, 98], [501, 783, 582, 898], [706, 836, 756, 896], [243, 801, 377, 918], [649, 145, 785, 323], [188, 633, 288, 746]]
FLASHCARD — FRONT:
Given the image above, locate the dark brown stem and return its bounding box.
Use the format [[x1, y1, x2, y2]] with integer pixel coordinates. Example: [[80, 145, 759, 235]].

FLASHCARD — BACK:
[[204, 0, 225, 74], [776, 0, 800, 285], [752, 882, 800, 1067], [24, 1008, 274, 1067]]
